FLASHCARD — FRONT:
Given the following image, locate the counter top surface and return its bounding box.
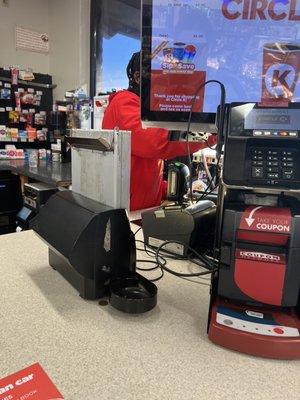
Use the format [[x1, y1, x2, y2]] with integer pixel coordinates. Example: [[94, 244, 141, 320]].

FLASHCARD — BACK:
[[0, 230, 299, 400], [0, 159, 71, 186]]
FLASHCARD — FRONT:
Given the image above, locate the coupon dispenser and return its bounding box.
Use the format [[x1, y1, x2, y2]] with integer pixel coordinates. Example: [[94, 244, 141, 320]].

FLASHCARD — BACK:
[[31, 190, 157, 313], [218, 206, 300, 307], [208, 103, 300, 359]]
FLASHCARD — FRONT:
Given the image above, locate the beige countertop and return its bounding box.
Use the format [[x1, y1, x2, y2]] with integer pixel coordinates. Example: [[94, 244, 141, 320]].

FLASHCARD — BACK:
[[0, 230, 299, 400]]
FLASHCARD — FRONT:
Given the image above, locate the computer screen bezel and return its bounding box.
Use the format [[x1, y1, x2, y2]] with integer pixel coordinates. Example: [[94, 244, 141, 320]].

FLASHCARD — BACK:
[[140, 0, 217, 132]]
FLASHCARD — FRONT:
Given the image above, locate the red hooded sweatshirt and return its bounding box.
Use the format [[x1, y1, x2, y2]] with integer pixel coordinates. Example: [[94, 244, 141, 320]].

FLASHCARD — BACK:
[[102, 90, 216, 211]]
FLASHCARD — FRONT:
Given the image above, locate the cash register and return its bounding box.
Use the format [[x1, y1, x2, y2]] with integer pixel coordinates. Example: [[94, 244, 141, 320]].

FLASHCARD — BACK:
[[16, 182, 58, 230]]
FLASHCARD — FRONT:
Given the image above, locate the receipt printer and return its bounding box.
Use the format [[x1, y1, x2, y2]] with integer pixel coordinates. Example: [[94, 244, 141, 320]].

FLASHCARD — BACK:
[[142, 200, 216, 256], [31, 191, 157, 313]]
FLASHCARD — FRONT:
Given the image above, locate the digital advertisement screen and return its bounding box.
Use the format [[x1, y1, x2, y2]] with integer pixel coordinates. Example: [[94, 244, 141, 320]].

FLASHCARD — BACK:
[[150, 0, 300, 114]]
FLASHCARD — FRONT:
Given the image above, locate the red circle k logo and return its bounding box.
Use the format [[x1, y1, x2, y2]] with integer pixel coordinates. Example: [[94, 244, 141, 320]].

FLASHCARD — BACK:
[[265, 63, 296, 97]]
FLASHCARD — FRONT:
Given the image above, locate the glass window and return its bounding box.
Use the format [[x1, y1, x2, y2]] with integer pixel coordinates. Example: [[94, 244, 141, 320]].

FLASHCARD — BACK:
[[93, 0, 141, 95]]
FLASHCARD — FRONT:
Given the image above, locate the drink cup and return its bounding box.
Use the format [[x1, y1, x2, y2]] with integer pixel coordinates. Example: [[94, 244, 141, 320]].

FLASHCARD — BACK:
[[28, 149, 38, 168], [262, 42, 300, 103], [173, 42, 186, 61]]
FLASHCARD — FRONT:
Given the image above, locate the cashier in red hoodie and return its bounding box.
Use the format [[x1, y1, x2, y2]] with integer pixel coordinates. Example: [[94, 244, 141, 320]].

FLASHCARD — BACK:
[[102, 52, 217, 211]]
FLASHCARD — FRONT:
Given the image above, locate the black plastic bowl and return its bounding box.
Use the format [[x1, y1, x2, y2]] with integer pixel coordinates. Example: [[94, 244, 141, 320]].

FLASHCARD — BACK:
[[109, 273, 157, 314]]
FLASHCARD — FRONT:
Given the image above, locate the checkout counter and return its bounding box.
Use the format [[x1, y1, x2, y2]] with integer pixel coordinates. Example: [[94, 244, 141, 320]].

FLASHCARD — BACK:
[[0, 159, 72, 188], [0, 129, 298, 398]]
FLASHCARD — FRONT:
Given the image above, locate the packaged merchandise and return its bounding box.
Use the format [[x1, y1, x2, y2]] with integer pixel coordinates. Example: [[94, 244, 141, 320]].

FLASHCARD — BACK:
[[46, 150, 52, 162], [16, 149, 25, 159], [19, 130, 27, 142], [51, 143, 61, 162], [27, 127, 37, 141], [0, 147, 24, 159], [33, 95, 42, 106], [0, 88, 11, 100], [20, 111, 28, 123], [26, 113, 33, 127], [15, 92, 21, 110], [0, 125, 7, 141], [4, 128, 11, 141], [38, 149, 47, 160], [9, 110, 19, 124], [11, 67, 19, 85], [21, 91, 34, 105], [52, 152, 61, 162], [35, 113, 46, 125], [19, 69, 35, 81], [0, 149, 7, 158], [37, 127, 48, 141], [28, 149, 38, 167], [10, 128, 19, 141]]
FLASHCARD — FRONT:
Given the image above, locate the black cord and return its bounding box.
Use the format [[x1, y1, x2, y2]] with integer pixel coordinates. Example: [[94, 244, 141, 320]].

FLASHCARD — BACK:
[[136, 260, 161, 271], [196, 147, 222, 201], [136, 259, 165, 282], [137, 237, 217, 269], [187, 255, 216, 270], [201, 186, 219, 201], [154, 240, 217, 278], [136, 239, 179, 260], [147, 271, 164, 282], [134, 227, 142, 236], [186, 80, 226, 203], [199, 179, 219, 202], [136, 239, 159, 258], [136, 237, 217, 282]]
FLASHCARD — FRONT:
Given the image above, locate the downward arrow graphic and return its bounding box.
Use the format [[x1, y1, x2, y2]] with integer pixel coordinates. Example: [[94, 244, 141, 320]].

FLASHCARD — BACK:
[[245, 206, 263, 227]]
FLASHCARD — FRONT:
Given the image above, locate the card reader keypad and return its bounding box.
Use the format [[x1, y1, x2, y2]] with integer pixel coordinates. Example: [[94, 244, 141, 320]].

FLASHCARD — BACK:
[[251, 148, 295, 182]]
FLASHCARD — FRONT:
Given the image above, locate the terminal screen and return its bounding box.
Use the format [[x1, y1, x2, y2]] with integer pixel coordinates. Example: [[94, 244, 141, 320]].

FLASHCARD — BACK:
[[149, 0, 300, 114]]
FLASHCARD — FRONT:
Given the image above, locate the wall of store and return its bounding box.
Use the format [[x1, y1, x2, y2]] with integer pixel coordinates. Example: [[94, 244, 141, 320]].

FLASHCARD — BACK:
[[0, 0, 90, 100], [0, 0, 50, 74], [49, 0, 90, 100]]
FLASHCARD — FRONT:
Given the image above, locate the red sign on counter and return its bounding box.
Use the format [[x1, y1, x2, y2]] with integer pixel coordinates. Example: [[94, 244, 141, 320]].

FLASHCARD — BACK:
[[0, 363, 63, 400]]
